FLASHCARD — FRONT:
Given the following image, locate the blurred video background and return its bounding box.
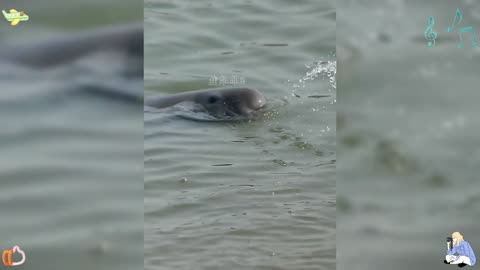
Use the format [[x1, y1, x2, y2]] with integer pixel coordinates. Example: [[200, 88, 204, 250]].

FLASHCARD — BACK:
[[337, 0, 480, 269], [0, 0, 143, 270]]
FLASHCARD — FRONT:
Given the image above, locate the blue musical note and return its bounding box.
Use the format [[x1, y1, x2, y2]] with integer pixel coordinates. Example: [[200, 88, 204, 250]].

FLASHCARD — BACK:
[[445, 7, 477, 48], [457, 26, 478, 48], [424, 16, 437, 47], [446, 8, 463, 33]]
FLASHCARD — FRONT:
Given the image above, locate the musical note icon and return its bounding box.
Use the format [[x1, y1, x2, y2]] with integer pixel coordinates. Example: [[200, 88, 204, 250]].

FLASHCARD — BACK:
[[457, 26, 478, 48], [445, 7, 477, 48], [424, 16, 437, 47], [446, 8, 463, 32]]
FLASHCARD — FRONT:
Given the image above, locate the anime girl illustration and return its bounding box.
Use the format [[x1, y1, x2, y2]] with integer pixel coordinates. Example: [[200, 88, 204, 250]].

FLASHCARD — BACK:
[[444, 232, 476, 267]]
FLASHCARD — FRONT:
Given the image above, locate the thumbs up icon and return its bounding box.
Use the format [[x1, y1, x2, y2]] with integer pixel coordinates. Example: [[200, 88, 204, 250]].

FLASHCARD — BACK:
[[2, 246, 26, 266]]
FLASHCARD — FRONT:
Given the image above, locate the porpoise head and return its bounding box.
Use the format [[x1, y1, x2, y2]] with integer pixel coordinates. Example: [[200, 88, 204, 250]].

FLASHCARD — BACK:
[[195, 87, 266, 119]]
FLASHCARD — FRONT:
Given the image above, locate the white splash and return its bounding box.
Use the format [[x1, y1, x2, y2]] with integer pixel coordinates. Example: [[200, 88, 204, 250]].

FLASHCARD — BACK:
[[291, 60, 337, 95]]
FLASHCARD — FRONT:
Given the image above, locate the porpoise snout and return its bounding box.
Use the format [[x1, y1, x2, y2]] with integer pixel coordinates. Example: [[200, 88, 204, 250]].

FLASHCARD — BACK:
[[246, 88, 267, 111], [253, 93, 267, 110]]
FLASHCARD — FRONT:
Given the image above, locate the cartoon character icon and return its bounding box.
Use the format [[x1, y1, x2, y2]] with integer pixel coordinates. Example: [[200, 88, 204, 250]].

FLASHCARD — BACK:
[[444, 232, 476, 267]]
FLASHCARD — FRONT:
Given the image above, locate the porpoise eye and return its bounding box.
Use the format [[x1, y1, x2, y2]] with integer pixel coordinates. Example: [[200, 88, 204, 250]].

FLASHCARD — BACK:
[[207, 96, 218, 104]]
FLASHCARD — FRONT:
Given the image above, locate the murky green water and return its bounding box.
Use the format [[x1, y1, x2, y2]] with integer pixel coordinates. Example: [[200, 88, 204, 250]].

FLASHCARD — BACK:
[[338, 0, 480, 269], [144, 0, 336, 269], [0, 1, 143, 270]]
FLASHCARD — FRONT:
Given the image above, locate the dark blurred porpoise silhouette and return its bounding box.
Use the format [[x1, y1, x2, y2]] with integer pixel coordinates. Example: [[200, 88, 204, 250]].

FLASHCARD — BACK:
[[0, 22, 143, 68], [0, 23, 144, 103]]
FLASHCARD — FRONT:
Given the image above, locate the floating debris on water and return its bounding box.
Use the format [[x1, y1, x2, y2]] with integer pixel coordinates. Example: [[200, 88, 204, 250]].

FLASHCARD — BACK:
[[211, 163, 233, 166], [307, 95, 331, 98], [263, 43, 288, 47], [272, 159, 288, 166]]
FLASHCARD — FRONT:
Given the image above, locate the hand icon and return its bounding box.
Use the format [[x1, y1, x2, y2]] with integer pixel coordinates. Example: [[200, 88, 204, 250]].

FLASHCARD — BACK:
[[2, 245, 26, 266]]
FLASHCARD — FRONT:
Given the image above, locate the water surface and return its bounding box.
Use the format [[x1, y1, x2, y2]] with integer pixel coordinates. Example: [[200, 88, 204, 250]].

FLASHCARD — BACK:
[[144, 0, 336, 269], [337, 0, 480, 269], [0, 1, 143, 269]]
